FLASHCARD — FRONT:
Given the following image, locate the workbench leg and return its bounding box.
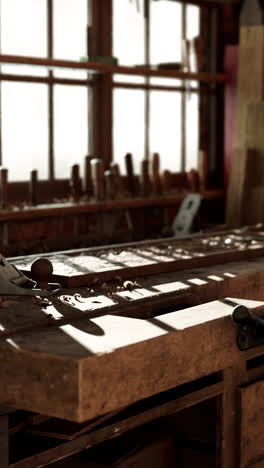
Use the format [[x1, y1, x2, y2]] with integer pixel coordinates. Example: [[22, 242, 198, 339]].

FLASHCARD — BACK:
[[0, 415, 9, 467], [217, 363, 247, 468]]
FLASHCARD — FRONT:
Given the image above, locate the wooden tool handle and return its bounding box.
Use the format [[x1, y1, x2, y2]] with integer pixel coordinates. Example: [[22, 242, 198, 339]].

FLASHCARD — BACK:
[[162, 169, 171, 194], [104, 170, 115, 200], [30, 170, 38, 206], [0, 168, 8, 210], [31, 258, 53, 290], [198, 150, 209, 191], [187, 169, 200, 193], [83, 155, 94, 197], [124, 153, 136, 196], [91, 159, 105, 200], [152, 153, 162, 195], [140, 159, 151, 197], [110, 162, 124, 197], [70, 164, 82, 202]]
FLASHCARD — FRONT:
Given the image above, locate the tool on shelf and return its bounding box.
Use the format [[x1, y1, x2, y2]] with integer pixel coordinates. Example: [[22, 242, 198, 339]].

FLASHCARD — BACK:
[[70, 164, 82, 202], [83, 155, 94, 198], [104, 169, 115, 200], [140, 159, 151, 197], [172, 194, 201, 237], [0, 168, 8, 210], [124, 153, 136, 197], [91, 159, 105, 201], [152, 153, 162, 195], [29, 169, 38, 206]]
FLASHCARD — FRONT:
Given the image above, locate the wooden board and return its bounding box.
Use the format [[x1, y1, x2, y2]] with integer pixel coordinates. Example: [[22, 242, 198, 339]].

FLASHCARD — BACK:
[[240, 380, 264, 467], [226, 25, 264, 226], [240, 103, 264, 225], [11, 227, 264, 287]]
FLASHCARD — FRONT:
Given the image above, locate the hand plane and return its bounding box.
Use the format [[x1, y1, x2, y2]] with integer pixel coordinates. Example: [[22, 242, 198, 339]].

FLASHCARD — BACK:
[[0, 255, 60, 297]]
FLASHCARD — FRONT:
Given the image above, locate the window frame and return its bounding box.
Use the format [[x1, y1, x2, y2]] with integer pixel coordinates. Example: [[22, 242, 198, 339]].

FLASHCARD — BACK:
[[0, 0, 221, 190]]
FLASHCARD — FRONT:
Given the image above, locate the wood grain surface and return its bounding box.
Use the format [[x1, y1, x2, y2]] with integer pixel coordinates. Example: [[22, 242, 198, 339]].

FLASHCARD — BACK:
[[240, 380, 264, 467]]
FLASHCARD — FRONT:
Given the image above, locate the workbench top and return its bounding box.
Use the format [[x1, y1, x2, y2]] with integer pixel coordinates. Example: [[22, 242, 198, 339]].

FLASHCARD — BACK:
[[1, 256, 264, 422]]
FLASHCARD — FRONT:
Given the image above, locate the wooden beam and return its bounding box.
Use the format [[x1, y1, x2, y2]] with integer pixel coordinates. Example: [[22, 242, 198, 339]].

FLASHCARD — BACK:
[[0, 55, 227, 84]]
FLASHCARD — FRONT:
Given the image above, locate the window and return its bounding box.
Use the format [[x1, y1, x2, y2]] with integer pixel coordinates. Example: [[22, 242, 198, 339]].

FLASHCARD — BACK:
[[54, 85, 88, 179], [113, 0, 200, 174], [114, 89, 146, 174], [1, 82, 48, 180], [0, 0, 47, 76], [0, 0, 90, 181], [149, 91, 182, 172], [0, 1, 217, 188]]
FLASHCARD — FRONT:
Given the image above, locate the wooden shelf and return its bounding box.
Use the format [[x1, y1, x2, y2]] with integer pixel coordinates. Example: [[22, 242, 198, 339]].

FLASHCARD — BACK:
[[0, 190, 224, 222], [0, 54, 227, 84]]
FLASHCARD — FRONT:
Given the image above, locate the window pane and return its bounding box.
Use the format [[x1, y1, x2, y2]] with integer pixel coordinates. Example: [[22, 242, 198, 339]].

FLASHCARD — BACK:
[[113, 0, 145, 84], [187, 5, 200, 85], [150, 1, 182, 86], [185, 92, 199, 171], [186, 5, 200, 40], [149, 91, 181, 172], [53, 0, 88, 78], [54, 85, 88, 179], [114, 89, 145, 174], [0, 0, 47, 76], [150, 1, 182, 65], [1, 82, 48, 181]]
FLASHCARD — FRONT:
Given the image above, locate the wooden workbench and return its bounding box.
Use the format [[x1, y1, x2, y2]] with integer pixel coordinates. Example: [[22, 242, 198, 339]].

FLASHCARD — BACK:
[[2, 232, 264, 466]]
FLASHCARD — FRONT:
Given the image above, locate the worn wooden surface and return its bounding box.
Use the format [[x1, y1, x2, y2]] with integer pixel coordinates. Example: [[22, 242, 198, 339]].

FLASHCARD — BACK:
[[227, 25, 264, 226], [2, 239, 264, 421], [240, 380, 264, 468], [1, 245, 264, 465], [0, 274, 263, 422], [12, 226, 264, 287]]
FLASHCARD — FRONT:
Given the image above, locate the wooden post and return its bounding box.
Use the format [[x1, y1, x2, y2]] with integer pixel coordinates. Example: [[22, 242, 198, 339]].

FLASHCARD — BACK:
[[90, 0, 113, 167], [218, 362, 247, 468], [30, 170, 38, 206]]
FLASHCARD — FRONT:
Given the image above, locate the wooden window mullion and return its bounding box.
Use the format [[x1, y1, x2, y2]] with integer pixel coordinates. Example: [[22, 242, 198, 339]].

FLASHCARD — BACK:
[[181, 3, 187, 172], [0, 2, 2, 166], [48, 0, 54, 181], [144, 0, 150, 161], [91, 0, 112, 167]]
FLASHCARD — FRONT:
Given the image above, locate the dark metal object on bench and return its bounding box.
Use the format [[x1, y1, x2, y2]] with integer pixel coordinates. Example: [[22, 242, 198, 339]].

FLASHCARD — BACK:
[[0, 254, 60, 296], [232, 304, 264, 350]]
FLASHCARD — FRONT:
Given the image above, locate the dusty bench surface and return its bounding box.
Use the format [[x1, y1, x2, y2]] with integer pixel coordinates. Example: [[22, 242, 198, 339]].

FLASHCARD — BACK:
[[11, 226, 264, 287], [1, 251, 264, 422]]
